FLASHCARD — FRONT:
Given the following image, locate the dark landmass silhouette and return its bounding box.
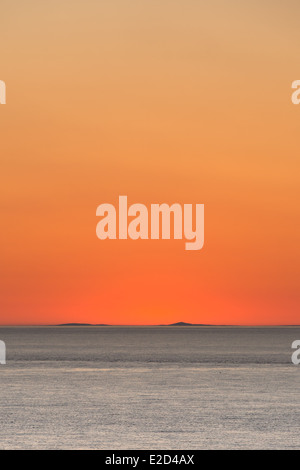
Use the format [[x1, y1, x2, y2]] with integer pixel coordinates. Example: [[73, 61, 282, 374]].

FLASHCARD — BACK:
[[5, 322, 299, 327], [57, 323, 109, 326], [166, 322, 211, 326], [168, 321, 213, 326], [56, 321, 211, 327]]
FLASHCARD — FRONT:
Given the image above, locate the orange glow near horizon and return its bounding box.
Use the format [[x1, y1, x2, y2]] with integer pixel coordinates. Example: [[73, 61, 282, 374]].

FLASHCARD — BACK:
[[1, 1, 300, 325]]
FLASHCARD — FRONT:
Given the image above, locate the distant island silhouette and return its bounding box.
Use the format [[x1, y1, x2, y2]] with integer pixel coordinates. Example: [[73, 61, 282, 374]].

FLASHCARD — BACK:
[[57, 323, 108, 326], [162, 322, 211, 326], [56, 321, 211, 327]]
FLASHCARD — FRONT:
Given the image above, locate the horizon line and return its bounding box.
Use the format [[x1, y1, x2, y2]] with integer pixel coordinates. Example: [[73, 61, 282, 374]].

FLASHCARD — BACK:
[[1, 322, 300, 327]]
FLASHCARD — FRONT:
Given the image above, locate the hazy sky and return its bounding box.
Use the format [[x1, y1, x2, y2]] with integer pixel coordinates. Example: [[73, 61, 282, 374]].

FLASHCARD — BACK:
[[0, 1, 299, 324]]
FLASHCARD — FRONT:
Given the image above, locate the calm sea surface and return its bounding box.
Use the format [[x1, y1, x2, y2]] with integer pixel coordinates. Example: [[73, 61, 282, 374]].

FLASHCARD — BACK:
[[0, 326, 299, 449]]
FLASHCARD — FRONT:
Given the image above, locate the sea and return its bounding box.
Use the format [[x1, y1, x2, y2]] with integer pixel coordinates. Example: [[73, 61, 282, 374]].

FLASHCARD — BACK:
[[0, 326, 299, 449]]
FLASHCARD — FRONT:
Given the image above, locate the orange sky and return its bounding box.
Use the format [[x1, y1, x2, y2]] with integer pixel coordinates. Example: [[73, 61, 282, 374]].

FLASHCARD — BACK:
[[0, 1, 300, 325]]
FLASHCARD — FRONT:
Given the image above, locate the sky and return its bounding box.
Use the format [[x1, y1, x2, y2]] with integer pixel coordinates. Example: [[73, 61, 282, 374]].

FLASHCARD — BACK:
[[0, 1, 299, 325]]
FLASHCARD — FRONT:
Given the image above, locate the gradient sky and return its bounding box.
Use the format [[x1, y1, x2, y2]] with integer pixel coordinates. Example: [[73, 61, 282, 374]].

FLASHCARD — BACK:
[[1, 1, 300, 325]]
